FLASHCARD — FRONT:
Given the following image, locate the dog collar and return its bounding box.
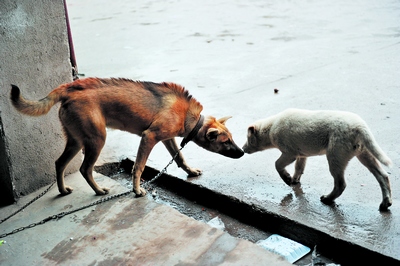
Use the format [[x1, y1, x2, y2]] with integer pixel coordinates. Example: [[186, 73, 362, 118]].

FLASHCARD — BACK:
[[180, 114, 204, 148]]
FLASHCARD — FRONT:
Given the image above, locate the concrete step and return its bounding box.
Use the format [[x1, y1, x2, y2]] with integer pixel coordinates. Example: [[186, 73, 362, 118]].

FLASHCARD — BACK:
[[0, 172, 290, 265]]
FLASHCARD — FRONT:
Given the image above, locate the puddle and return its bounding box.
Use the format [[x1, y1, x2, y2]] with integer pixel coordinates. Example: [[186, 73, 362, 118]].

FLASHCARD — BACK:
[[94, 159, 336, 266]]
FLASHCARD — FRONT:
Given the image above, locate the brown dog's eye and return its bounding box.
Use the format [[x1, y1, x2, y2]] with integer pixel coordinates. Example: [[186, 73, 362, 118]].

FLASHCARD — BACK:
[[223, 140, 231, 146]]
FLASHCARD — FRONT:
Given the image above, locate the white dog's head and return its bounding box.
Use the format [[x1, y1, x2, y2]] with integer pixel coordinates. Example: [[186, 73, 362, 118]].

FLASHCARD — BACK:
[[242, 125, 259, 154], [242, 124, 268, 154], [242, 118, 274, 154]]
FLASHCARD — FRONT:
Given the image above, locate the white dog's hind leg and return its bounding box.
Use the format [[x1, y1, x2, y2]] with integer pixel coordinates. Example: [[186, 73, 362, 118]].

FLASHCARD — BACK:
[[275, 153, 296, 185], [321, 152, 350, 205], [357, 151, 392, 211], [293, 157, 307, 183]]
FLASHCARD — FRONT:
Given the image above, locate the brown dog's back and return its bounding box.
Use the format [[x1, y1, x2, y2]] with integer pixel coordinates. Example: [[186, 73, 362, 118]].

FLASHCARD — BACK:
[[11, 78, 203, 137]]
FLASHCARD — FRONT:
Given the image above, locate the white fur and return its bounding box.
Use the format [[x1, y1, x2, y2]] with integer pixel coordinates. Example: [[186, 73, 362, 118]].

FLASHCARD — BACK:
[[242, 109, 392, 211]]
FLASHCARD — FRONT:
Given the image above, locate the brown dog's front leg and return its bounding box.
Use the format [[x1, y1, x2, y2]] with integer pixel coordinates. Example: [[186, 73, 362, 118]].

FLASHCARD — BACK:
[[162, 138, 202, 176], [133, 131, 158, 196]]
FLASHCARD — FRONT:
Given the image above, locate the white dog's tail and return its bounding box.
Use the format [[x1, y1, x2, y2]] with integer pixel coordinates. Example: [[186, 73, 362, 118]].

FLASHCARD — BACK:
[[362, 128, 393, 167]]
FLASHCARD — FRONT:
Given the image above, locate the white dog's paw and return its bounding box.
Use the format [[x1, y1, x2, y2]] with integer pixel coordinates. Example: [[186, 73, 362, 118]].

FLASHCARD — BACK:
[[379, 198, 392, 211], [320, 195, 335, 205]]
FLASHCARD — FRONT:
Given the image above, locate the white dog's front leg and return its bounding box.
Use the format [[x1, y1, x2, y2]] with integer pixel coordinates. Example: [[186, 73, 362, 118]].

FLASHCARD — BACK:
[[293, 157, 307, 183], [275, 153, 296, 186]]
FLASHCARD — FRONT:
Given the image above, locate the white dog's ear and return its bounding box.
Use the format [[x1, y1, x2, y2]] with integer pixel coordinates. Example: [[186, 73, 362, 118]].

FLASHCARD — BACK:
[[248, 125, 256, 136], [206, 128, 219, 142], [217, 116, 232, 125]]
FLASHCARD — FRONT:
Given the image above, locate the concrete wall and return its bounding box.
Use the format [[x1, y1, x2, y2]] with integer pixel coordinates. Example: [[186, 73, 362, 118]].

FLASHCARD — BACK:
[[0, 0, 81, 206]]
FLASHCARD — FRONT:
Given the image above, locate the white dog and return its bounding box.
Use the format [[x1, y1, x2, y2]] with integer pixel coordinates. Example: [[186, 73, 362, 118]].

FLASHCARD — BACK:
[[242, 109, 392, 211]]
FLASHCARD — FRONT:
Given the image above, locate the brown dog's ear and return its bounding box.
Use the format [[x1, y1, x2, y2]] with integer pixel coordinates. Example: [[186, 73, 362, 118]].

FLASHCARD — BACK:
[[206, 128, 219, 142], [217, 116, 232, 125]]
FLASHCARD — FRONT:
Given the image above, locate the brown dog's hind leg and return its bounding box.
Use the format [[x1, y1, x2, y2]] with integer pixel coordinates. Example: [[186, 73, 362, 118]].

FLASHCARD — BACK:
[[56, 134, 82, 195], [275, 153, 296, 185], [162, 138, 202, 176], [357, 151, 392, 211], [80, 137, 109, 195]]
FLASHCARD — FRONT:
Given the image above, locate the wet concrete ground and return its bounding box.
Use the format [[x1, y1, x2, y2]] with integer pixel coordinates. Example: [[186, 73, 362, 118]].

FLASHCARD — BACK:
[[0, 172, 292, 266], [67, 0, 399, 264], [95, 161, 337, 265]]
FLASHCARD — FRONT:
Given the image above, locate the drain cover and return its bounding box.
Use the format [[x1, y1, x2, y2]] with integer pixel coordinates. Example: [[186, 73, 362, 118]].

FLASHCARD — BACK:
[[256, 234, 311, 263]]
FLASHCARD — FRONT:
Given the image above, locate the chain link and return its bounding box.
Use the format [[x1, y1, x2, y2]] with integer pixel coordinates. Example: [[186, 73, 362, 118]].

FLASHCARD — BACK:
[[0, 181, 56, 225], [0, 149, 181, 239], [0, 190, 132, 238], [142, 147, 182, 190]]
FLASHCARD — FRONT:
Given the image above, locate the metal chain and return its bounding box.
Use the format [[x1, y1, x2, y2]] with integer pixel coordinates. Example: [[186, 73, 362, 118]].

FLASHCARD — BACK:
[[0, 190, 132, 238], [142, 147, 182, 190], [0, 149, 182, 238], [0, 181, 56, 225]]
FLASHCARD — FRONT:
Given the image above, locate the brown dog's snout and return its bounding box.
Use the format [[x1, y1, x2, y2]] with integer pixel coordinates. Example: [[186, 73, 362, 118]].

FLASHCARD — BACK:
[[220, 144, 244, 159], [234, 149, 245, 158]]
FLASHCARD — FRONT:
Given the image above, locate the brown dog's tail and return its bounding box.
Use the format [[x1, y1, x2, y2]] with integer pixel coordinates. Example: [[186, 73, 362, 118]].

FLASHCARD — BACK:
[[10, 85, 63, 116]]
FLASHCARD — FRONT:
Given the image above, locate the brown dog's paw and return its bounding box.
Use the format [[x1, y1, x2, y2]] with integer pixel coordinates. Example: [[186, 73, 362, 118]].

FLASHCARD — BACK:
[[59, 186, 74, 195], [95, 187, 110, 195], [187, 167, 202, 177], [134, 187, 147, 197]]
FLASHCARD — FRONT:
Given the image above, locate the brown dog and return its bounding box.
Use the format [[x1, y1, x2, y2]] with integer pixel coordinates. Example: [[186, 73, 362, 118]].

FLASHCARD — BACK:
[[10, 78, 244, 196]]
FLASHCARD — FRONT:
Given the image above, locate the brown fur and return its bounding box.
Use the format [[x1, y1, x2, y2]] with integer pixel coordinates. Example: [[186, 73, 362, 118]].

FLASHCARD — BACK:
[[10, 78, 244, 196]]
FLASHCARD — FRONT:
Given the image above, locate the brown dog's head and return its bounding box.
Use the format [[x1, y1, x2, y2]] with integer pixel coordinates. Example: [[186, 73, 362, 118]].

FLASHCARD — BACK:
[[193, 116, 244, 159]]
